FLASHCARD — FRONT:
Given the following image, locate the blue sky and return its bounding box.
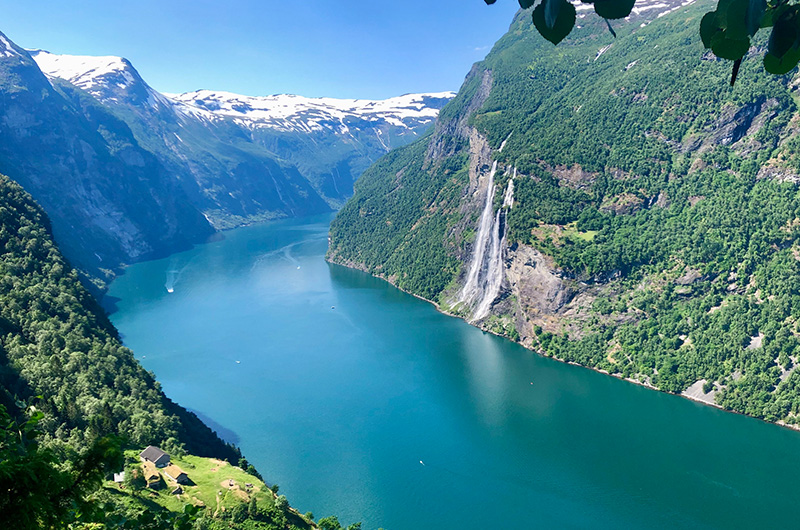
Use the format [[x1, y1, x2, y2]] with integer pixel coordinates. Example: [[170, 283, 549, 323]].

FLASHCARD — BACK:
[[1, 0, 520, 99]]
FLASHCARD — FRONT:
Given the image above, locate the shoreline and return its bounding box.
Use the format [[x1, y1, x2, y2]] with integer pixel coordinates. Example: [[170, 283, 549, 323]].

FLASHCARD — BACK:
[[326, 254, 800, 435]]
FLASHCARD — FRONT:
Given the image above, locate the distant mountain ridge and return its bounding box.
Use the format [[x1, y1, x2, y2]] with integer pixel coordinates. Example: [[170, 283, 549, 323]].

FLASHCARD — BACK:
[[0, 32, 452, 284], [169, 90, 452, 133], [28, 48, 453, 221], [30, 49, 452, 136]]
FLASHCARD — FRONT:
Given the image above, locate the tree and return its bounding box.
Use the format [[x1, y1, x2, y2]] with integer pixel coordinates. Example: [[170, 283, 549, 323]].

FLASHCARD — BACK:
[[485, 0, 800, 84], [0, 403, 122, 529]]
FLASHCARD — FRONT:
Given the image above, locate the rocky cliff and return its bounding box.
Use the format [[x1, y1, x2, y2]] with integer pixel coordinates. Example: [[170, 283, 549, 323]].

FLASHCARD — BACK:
[[0, 32, 213, 285]]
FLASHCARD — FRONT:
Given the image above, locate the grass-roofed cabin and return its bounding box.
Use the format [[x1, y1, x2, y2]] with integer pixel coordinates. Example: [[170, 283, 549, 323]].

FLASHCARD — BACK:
[[163, 464, 189, 485]]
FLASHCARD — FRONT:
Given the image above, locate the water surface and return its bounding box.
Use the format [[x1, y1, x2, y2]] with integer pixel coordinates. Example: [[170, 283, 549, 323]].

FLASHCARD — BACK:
[[107, 215, 800, 529]]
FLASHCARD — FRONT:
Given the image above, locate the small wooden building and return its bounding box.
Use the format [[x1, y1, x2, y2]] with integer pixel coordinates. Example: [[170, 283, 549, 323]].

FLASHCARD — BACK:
[[142, 461, 163, 490], [139, 446, 170, 468], [163, 464, 189, 485]]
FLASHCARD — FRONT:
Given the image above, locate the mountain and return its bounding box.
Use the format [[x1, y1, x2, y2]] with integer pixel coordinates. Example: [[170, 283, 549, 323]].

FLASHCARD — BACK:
[[0, 32, 214, 287], [30, 48, 453, 224], [328, 0, 800, 426], [0, 30, 451, 285]]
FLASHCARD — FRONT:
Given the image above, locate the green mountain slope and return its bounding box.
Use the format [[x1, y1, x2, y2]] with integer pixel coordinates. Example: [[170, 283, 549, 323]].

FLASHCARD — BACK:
[[329, 1, 800, 424], [0, 173, 238, 459]]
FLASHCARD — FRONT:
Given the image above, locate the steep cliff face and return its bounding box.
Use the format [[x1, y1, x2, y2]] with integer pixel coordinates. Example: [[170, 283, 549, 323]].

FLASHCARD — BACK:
[[0, 33, 213, 283], [330, 1, 800, 424]]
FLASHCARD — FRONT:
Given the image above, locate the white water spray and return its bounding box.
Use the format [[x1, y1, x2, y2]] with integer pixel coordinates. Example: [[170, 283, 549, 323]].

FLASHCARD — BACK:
[[458, 161, 498, 307], [457, 158, 513, 321], [502, 173, 515, 209], [473, 209, 506, 320]]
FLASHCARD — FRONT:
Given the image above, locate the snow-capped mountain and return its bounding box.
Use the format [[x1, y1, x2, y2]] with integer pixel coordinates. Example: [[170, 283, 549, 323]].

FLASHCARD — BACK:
[[31, 51, 139, 97], [169, 90, 455, 135], [28, 48, 454, 228], [0, 34, 213, 282], [31, 49, 453, 136]]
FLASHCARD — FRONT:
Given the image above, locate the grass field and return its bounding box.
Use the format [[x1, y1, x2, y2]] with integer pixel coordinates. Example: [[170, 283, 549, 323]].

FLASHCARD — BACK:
[[108, 450, 315, 528]]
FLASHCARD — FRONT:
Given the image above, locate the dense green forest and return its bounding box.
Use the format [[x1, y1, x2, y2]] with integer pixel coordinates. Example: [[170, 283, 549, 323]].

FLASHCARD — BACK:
[[329, 0, 800, 425], [0, 174, 238, 460], [0, 173, 341, 528]]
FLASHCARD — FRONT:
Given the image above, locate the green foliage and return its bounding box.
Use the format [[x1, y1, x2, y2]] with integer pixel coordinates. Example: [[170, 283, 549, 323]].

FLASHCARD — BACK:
[[0, 403, 124, 529], [486, 0, 800, 81], [317, 515, 363, 530], [0, 173, 239, 462], [328, 139, 464, 300]]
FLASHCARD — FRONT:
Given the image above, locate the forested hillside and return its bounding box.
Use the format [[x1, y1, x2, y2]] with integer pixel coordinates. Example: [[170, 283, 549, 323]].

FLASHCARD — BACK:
[[0, 173, 238, 459], [329, 0, 800, 424]]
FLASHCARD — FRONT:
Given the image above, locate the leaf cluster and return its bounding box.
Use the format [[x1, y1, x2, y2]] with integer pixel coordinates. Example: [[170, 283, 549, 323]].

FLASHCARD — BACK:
[[486, 0, 800, 82]]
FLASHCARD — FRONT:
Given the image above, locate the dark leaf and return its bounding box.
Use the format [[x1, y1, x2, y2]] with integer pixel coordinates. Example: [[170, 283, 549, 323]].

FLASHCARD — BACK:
[[545, 0, 561, 27], [710, 34, 751, 60], [700, 11, 723, 48], [768, 8, 800, 59], [725, 0, 750, 40], [764, 47, 800, 74], [533, 0, 577, 44], [730, 57, 743, 85], [519, 0, 535, 8], [746, 0, 767, 36], [594, 0, 636, 20]]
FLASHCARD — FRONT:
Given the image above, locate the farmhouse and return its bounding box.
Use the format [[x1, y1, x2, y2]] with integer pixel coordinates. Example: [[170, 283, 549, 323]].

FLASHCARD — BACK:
[[139, 446, 170, 468], [163, 464, 189, 485]]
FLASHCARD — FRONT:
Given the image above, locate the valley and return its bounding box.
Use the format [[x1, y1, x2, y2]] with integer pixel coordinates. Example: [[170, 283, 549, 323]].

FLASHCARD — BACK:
[[0, 33, 452, 286], [108, 214, 800, 529], [3, 0, 800, 528]]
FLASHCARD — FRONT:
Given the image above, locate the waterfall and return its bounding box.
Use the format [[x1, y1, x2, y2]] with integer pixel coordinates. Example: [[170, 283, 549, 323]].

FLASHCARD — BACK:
[[473, 209, 506, 320], [499, 132, 512, 153], [459, 161, 498, 307], [502, 173, 515, 209], [458, 159, 511, 321]]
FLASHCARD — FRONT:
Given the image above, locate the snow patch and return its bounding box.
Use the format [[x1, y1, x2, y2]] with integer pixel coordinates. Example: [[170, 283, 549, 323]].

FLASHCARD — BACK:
[[0, 35, 21, 58], [30, 49, 138, 96]]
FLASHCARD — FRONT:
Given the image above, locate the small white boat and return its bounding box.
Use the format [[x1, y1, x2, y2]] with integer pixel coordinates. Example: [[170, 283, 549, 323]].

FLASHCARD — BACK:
[[167, 287, 174, 293]]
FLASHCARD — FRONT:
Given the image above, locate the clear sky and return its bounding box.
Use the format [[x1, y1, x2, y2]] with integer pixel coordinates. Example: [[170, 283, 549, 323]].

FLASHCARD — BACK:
[[0, 0, 520, 99]]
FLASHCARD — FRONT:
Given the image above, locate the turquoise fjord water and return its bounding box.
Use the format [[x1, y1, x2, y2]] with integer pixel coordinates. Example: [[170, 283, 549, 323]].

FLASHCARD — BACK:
[[107, 214, 800, 530]]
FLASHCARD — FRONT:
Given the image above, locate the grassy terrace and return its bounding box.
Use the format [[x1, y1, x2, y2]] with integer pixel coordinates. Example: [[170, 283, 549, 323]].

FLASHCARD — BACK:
[[107, 451, 315, 528]]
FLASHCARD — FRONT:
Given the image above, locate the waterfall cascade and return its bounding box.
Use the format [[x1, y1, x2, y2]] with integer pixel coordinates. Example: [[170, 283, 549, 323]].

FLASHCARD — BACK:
[[503, 168, 515, 209], [473, 208, 506, 320], [458, 162, 515, 321], [459, 161, 498, 307]]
